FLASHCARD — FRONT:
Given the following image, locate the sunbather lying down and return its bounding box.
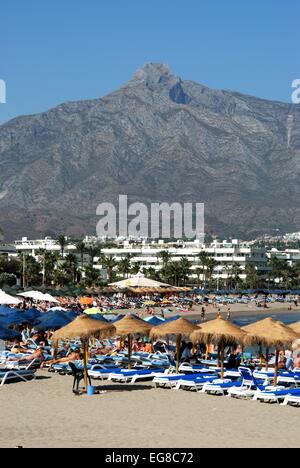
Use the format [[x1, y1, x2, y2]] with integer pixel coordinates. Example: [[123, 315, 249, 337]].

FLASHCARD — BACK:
[[91, 346, 118, 356], [6, 347, 45, 363], [41, 350, 82, 368]]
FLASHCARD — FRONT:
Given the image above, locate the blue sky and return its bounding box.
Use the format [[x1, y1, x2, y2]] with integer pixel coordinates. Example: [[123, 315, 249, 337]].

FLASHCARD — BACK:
[[0, 0, 299, 123]]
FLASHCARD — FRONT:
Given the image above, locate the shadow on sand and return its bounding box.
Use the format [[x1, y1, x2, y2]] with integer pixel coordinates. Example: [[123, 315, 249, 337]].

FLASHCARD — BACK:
[[94, 383, 153, 393]]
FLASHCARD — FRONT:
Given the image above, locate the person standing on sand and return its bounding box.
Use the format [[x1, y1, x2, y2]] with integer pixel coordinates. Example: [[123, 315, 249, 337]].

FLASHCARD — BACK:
[[294, 353, 300, 369], [226, 308, 231, 321]]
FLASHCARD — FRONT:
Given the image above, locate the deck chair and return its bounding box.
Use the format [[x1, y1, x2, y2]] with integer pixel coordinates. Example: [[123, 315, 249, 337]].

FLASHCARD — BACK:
[[69, 362, 91, 394]]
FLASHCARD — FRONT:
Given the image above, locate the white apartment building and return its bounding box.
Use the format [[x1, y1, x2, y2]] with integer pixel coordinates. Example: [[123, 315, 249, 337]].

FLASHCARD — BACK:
[[14, 237, 268, 282], [14, 237, 77, 256], [267, 248, 300, 266], [98, 239, 268, 281]]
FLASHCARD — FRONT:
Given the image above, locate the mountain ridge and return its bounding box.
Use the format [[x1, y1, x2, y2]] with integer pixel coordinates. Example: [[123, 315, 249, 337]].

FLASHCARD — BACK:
[[0, 63, 300, 241]]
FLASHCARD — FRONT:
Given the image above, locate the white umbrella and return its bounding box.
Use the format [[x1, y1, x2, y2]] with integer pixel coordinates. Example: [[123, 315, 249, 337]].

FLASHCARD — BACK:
[[0, 290, 22, 305], [43, 294, 60, 304], [18, 291, 46, 301], [109, 272, 171, 289]]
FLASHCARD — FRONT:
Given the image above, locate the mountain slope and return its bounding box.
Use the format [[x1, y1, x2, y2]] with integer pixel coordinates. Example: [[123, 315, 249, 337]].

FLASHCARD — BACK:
[[0, 63, 300, 240]]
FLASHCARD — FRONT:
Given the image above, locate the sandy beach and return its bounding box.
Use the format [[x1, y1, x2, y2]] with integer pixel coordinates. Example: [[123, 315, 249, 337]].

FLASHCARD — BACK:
[[0, 371, 299, 448], [140, 302, 300, 322]]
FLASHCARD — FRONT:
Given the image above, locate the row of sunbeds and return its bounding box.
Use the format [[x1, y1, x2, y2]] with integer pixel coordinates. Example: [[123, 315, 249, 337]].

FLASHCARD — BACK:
[[152, 366, 300, 406]]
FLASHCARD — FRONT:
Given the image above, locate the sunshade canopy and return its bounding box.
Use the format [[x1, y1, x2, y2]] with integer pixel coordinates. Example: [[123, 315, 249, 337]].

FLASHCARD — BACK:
[[0, 290, 22, 305], [243, 318, 299, 348], [109, 272, 171, 289], [113, 314, 152, 336], [51, 315, 116, 346], [150, 317, 198, 339], [191, 317, 247, 346]]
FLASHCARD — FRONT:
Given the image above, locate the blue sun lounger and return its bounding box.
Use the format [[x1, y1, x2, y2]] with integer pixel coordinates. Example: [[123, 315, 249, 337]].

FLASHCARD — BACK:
[[201, 379, 243, 395], [178, 363, 218, 375], [108, 369, 167, 384], [228, 367, 285, 400], [175, 375, 223, 392], [0, 369, 36, 386], [88, 367, 123, 380], [282, 394, 300, 407], [154, 373, 216, 389], [254, 387, 300, 404]]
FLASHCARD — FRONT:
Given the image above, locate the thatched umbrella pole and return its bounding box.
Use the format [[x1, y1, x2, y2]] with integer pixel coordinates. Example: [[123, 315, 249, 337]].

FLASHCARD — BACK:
[[241, 345, 245, 364], [176, 334, 182, 374], [243, 318, 299, 386], [274, 349, 280, 386], [219, 340, 226, 380], [82, 339, 89, 390], [51, 316, 116, 394], [191, 318, 247, 381], [266, 347, 269, 371], [150, 318, 198, 374], [128, 334, 132, 370], [113, 315, 152, 370]]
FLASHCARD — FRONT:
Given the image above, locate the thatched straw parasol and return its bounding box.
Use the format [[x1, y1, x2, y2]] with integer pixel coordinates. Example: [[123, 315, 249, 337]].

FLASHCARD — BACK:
[[292, 339, 300, 352], [150, 318, 198, 373], [191, 318, 247, 379], [52, 315, 116, 390], [243, 318, 299, 385], [113, 315, 152, 369], [290, 321, 300, 334]]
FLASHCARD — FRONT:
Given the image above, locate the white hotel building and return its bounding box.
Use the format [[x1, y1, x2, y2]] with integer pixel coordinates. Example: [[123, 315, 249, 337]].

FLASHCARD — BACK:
[[14, 237, 268, 282]]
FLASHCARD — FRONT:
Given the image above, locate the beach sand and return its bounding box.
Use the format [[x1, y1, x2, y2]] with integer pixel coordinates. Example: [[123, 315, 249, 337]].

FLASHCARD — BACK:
[[139, 302, 300, 322], [0, 371, 299, 448]]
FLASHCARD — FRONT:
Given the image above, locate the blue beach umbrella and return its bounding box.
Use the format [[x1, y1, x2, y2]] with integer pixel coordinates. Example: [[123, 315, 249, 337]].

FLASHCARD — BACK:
[[164, 315, 182, 324], [36, 311, 74, 330], [90, 314, 108, 323], [3, 310, 33, 327], [0, 305, 12, 316], [0, 326, 21, 341], [26, 307, 42, 321], [144, 316, 166, 326]]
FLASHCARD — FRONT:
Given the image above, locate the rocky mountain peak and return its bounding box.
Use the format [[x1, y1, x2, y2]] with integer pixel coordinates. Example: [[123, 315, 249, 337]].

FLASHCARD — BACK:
[[0, 65, 299, 241], [132, 63, 178, 86]]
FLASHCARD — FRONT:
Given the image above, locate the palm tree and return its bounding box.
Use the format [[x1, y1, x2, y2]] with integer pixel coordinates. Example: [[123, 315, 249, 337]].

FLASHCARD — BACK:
[[143, 267, 160, 281], [83, 265, 100, 288], [56, 235, 68, 258], [245, 264, 259, 289], [24, 255, 41, 287], [86, 244, 101, 266], [36, 249, 59, 286], [270, 257, 287, 288], [64, 253, 79, 283], [158, 251, 172, 273], [52, 267, 70, 288], [118, 254, 133, 278], [166, 262, 182, 286], [292, 261, 300, 288], [195, 267, 202, 289], [131, 262, 142, 276], [101, 255, 118, 283], [179, 257, 191, 286], [198, 251, 210, 289], [230, 263, 241, 291], [75, 240, 86, 269], [206, 258, 218, 289]]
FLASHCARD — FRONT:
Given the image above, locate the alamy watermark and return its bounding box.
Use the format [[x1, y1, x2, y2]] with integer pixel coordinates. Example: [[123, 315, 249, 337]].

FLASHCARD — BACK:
[[96, 195, 205, 241], [292, 79, 300, 104], [0, 79, 6, 104]]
